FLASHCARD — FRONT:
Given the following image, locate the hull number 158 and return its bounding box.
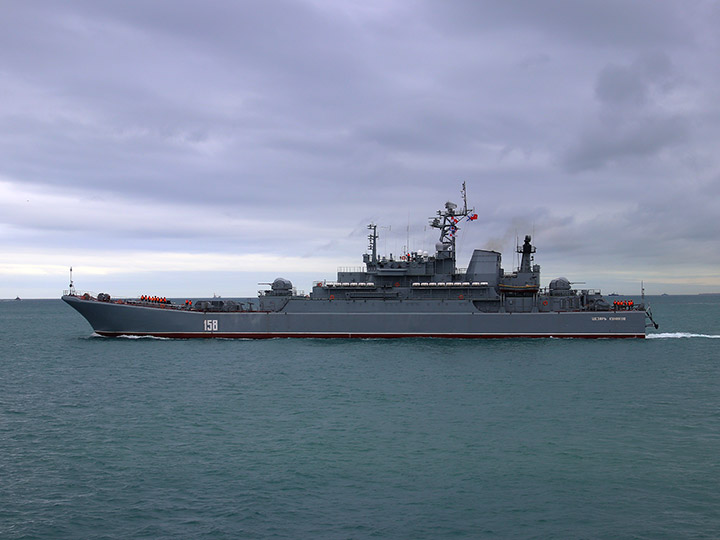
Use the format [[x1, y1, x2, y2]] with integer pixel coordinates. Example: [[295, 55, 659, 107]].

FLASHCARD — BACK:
[[204, 319, 218, 331]]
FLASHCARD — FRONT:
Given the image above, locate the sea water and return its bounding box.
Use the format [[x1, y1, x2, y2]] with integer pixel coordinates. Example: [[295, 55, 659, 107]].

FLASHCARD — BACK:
[[1, 296, 719, 539]]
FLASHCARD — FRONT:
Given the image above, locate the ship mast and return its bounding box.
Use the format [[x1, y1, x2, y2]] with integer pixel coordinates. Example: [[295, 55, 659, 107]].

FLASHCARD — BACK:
[[367, 223, 378, 264], [517, 235, 536, 273], [429, 182, 475, 265], [69, 267, 75, 295]]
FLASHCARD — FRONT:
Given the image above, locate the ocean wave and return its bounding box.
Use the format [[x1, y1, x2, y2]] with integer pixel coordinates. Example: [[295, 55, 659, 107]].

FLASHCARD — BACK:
[[647, 332, 720, 339]]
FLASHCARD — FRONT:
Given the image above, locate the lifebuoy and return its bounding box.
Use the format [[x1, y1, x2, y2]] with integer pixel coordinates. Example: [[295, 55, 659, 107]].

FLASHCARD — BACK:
[[394, 282, 400, 287], [458, 294, 464, 300], [329, 294, 335, 300], [542, 300, 548, 306]]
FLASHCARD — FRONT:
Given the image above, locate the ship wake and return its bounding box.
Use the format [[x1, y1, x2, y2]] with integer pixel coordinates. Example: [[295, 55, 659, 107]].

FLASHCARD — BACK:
[[647, 332, 720, 339]]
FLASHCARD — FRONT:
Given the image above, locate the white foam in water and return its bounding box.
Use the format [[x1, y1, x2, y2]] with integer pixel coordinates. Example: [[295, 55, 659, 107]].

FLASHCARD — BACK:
[[118, 334, 172, 340], [91, 332, 171, 340], [647, 332, 720, 339]]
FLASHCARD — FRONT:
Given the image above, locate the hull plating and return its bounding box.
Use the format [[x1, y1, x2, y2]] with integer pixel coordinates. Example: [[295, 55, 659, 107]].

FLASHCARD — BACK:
[[63, 296, 647, 339]]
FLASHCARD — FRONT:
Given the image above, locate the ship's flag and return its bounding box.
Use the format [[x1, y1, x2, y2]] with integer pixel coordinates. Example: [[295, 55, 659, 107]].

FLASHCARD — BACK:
[[468, 213, 478, 221]]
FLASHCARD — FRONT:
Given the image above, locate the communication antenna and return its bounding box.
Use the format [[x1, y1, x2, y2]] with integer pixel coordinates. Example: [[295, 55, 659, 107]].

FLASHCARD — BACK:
[[367, 223, 378, 263], [405, 216, 410, 258], [381, 225, 391, 258], [69, 267, 75, 295]]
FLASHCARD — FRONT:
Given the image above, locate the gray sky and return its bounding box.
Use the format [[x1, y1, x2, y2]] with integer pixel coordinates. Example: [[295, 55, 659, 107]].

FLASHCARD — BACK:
[[2, 0, 719, 298]]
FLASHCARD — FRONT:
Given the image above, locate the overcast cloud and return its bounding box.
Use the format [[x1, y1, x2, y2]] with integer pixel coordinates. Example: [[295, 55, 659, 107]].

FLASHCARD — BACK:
[[2, 0, 719, 297]]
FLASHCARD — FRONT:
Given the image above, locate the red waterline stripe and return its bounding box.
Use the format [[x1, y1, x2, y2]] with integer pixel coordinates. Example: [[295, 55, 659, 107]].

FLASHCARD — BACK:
[[96, 331, 645, 339]]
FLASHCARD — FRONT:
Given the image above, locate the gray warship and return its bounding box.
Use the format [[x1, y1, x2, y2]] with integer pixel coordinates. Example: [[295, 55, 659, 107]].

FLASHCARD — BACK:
[[63, 185, 658, 338]]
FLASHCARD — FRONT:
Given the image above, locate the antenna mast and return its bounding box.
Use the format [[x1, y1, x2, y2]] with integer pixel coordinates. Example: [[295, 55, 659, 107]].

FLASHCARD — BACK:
[[429, 182, 475, 264], [367, 224, 378, 263], [406, 217, 410, 258], [69, 267, 75, 295]]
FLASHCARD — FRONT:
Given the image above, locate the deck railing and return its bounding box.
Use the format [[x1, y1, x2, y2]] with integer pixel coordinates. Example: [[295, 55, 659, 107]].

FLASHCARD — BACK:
[[337, 267, 365, 273]]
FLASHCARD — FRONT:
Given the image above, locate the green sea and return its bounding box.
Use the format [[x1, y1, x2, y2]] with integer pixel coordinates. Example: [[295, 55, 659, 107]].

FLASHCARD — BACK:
[[2, 295, 719, 539]]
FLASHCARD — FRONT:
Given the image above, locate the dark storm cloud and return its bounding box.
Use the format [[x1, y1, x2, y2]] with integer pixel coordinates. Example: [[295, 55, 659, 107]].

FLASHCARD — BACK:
[[423, 0, 692, 48], [595, 65, 649, 107], [2, 0, 720, 295], [595, 53, 675, 107], [562, 52, 689, 172], [563, 114, 688, 172]]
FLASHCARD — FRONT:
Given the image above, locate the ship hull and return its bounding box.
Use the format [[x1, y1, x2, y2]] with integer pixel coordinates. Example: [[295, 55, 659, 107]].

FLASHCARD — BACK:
[[62, 295, 647, 339]]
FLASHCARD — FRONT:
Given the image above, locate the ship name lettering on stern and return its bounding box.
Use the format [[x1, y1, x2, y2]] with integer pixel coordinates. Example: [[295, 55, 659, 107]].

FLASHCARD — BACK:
[[592, 317, 607, 321]]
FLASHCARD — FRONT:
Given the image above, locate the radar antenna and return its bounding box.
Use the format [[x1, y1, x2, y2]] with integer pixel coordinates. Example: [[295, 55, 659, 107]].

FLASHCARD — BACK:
[[461, 181, 468, 215], [429, 181, 476, 260]]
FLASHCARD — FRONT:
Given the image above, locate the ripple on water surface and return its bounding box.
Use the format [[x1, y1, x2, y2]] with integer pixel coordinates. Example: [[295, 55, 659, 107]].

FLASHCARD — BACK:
[[2, 297, 720, 538]]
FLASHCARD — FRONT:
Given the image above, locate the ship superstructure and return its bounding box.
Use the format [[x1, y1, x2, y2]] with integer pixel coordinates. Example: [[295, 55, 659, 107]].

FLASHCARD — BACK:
[[308, 184, 608, 315], [63, 185, 658, 338]]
